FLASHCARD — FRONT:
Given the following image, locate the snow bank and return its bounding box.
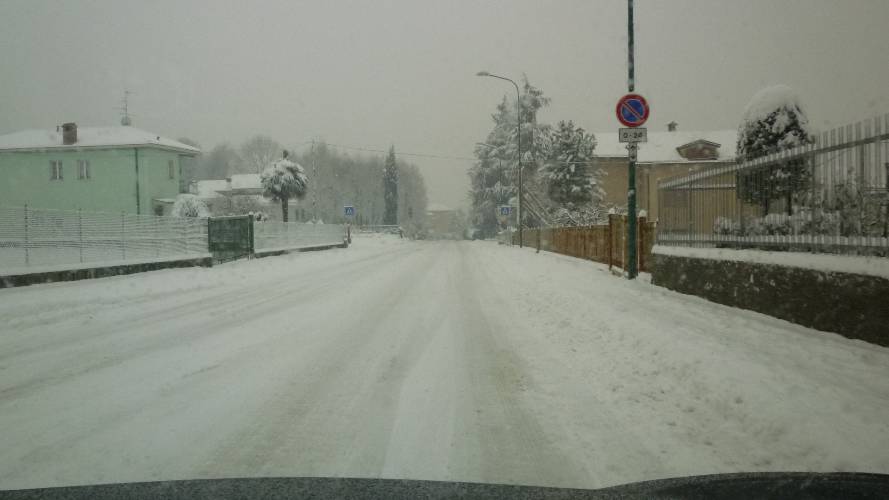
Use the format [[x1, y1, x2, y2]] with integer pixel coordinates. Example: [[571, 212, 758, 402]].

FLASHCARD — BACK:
[[474, 243, 889, 486], [653, 245, 889, 280]]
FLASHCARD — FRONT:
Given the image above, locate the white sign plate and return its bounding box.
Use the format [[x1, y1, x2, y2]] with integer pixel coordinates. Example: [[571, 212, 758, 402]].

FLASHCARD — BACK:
[[619, 127, 648, 143]]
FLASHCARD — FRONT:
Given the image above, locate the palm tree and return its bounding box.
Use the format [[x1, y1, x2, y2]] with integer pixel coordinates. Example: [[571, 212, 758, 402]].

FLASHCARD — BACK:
[[260, 150, 308, 222]]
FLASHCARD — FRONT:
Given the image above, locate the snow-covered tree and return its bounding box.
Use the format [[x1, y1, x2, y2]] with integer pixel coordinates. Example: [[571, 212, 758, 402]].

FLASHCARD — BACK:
[[242, 135, 282, 174], [289, 142, 427, 227], [383, 146, 398, 225], [397, 161, 428, 237], [171, 194, 209, 218], [197, 143, 241, 180], [541, 120, 601, 207], [260, 150, 308, 222], [468, 76, 552, 237], [736, 85, 815, 214]]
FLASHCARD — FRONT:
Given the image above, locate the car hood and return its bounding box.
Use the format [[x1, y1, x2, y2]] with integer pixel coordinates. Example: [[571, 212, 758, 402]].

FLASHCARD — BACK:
[[1, 472, 887, 499]]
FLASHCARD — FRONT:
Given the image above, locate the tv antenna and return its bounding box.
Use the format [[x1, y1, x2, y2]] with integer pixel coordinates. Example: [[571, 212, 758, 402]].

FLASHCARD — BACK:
[[117, 89, 134, 126]]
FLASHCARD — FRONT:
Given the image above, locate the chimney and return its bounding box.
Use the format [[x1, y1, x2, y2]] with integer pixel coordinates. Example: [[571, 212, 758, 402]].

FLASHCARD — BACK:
[[667, 121, 678, 132], [61, 122, 77, 145]]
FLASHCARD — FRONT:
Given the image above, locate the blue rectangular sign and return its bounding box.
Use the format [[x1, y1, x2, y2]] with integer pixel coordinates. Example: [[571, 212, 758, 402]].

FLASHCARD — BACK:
[[344, 206, 355, 217]]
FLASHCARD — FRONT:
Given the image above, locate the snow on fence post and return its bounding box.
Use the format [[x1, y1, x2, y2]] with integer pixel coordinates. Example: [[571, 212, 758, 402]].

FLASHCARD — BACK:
[[120, 212, 126, 260], [182, 219, 189, 255], [154, 216, 160, 257], [78, 208, 83, 263], [23, 204, 30, 266], [247, 213, 255, 257]]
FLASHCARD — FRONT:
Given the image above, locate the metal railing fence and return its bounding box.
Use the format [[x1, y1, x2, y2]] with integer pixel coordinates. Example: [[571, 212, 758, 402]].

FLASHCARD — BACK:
[[0, 205, 209, 272], [657, 115, 889, 256], [253, 221, 345, 252]]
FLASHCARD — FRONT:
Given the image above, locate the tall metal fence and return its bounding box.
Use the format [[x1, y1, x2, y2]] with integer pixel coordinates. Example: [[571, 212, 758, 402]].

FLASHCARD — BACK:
[[253, 221, 346, 252], [0, 205, 208, 273], [658, 115, 889, 256]]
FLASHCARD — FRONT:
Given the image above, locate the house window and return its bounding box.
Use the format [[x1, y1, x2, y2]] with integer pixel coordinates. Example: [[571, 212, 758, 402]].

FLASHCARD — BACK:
[[168, 160, 175, 179], [50, 160, 63, 180], [77, 159, 91, 179]]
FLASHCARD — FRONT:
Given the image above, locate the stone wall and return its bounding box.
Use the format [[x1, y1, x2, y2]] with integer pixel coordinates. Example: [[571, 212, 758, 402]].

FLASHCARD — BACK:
[[652, 252, 889, 346]]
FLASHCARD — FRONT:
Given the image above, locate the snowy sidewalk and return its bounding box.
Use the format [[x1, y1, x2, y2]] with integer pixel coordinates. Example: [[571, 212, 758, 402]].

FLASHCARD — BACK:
[[0, 236, 887, 491]]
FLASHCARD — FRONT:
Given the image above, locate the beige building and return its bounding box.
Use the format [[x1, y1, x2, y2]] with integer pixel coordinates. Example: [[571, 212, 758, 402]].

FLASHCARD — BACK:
[[594, 124, 737, 221]]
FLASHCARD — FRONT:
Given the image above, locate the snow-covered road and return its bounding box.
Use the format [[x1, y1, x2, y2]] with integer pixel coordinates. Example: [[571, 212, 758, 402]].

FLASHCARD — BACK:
[[1, 235, 888, 490]]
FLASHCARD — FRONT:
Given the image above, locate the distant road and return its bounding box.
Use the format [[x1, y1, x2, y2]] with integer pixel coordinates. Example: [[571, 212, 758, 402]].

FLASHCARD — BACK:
[[1, 236, 887, 490]]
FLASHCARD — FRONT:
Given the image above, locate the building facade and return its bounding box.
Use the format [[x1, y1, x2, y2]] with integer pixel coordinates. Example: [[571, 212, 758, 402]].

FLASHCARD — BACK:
[[0, 123, 200, 215], [426, 203, 461, 239], [594, 127, 737, 221]]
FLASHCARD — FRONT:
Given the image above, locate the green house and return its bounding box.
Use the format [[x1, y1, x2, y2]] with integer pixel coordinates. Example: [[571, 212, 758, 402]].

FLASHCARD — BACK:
[[0, 123, 200, 215]]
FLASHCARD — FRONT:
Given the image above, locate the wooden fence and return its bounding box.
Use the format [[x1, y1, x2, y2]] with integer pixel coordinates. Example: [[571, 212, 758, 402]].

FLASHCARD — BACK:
[[512, 215, 657, 273]]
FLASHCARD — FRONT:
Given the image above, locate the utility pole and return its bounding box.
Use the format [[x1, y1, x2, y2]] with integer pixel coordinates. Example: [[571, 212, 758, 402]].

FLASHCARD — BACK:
[[626, 0, 639, 279], [311, 140, 317, 222]]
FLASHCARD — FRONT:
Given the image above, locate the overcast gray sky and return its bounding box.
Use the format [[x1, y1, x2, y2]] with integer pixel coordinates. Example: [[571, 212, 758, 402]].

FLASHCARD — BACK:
[[2, 0, 888, 209]]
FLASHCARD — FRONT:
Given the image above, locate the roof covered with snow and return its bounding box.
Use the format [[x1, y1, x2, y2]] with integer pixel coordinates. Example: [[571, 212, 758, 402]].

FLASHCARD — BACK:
[[0, 126, 201, 154], [595, 130, 737, 163], [192, 174, 263, 198], [229, 174, 262, 190], [193, 179, 229, 198]]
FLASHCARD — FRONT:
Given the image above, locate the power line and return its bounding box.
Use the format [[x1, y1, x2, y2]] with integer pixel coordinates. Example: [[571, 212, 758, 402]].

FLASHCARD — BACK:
[[296, 140, 476, 162]]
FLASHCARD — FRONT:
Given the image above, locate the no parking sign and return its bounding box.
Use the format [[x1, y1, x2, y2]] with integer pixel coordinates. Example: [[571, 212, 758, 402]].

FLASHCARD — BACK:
[[615, 93, 650, 128]]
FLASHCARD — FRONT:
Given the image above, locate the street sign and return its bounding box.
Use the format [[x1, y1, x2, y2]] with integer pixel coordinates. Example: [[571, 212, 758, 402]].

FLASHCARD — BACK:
[[343, 205, 355, 217], [498, 205, 512, 216], [616, 93, 650, 128], [619, 127, 647, 143]]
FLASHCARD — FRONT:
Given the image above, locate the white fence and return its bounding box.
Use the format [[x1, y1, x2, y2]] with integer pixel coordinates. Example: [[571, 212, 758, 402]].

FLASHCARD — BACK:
[[0, 205, 209, 274], [253, 221, 345, 252]]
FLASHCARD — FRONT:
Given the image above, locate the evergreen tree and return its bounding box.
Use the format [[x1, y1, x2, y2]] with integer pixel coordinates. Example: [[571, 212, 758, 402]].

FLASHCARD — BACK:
[[383, 146, 399, 225], [468, 76, 551, 236], [736, 85, 814, 214], [542, 121, 600, 206]]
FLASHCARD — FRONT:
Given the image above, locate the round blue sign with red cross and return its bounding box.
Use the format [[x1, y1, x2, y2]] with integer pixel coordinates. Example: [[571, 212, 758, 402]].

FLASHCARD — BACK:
[[616, 93, 650, 127]]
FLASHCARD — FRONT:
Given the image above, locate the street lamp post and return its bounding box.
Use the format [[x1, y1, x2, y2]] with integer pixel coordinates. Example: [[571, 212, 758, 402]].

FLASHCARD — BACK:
[[477, 71, 523, 248]]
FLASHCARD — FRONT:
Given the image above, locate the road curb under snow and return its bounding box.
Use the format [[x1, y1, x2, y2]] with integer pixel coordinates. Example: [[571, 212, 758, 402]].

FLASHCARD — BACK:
[[0, 255, 213, 289]]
